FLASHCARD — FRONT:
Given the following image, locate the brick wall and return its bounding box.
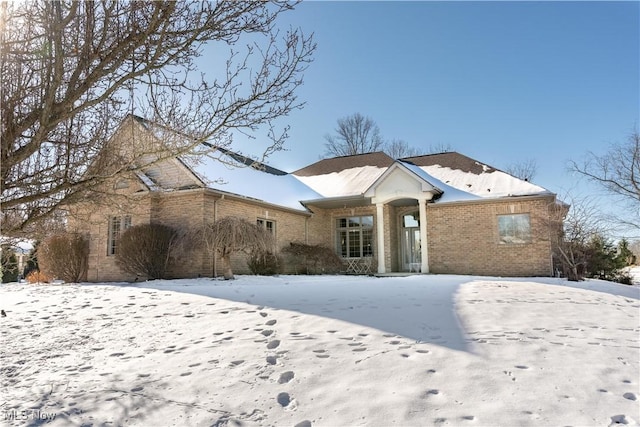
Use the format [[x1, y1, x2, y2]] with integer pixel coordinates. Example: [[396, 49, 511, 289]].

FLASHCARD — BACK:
[[71, 187, 314, 281], [68, 191, 152, 282], [426, 196, 555, 277], [69, 181, 556, 281]]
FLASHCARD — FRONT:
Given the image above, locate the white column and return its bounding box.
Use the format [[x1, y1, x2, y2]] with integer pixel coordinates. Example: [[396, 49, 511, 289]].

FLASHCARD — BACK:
[[418, 198, 429, 273], [376, 203, 386, 274]]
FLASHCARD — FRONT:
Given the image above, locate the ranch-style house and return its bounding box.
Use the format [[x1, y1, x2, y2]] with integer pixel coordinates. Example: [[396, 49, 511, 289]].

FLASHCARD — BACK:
[[68, 115, 564, 281]]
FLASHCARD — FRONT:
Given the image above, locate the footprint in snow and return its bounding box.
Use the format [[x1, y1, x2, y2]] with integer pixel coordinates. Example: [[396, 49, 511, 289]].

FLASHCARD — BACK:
[[267, 340, 280, 349], [277, 392, 292, 407], [623, 392, 637, 401], [265, 319, 277, 326], [278, 371, 295, 384], [610, 414, 633, 425], [266, 356, 277, 365]]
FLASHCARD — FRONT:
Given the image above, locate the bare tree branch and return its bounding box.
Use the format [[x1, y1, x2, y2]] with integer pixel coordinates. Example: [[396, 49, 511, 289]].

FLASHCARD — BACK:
[[385, 139, 421, 159], [568, 129, 640, 234], [0, 1, 315, 236], [323, 113, 385, 157], [504, 158, 538, 182]]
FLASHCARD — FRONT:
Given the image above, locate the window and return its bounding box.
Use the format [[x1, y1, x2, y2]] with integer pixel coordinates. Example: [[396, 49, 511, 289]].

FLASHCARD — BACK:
[[336, 216, 373, 258], [257, 218, 275, 235], [498, 214, 531, 244], [108, 215, 132, 255]]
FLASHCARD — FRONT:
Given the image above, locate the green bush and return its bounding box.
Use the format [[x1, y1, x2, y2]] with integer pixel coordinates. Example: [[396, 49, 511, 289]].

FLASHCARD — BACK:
[[282, 242, 344, 274], [247, 249, 283, 275], [38, 233, 88, 283], [613, 270, 634, 285], [1, 246, 19, 283]]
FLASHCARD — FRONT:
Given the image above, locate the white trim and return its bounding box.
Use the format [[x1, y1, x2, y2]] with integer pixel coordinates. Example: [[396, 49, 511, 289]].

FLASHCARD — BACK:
[[419, 199, 429, 273]]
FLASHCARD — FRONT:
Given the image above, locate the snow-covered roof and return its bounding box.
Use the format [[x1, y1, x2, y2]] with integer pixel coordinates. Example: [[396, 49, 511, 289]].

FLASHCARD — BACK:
[[293, 151, 552, 203], [400, 161, 480, 203], [293, 165, 389, 198], [402, 153, 552, 199], [292, 152, 394, 197], [182, 149, 322, 212], [127, 116, 553, 209]]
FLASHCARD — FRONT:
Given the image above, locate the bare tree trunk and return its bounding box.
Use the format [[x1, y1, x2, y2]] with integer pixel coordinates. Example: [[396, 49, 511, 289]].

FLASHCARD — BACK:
[[221, 253, 234, 280]]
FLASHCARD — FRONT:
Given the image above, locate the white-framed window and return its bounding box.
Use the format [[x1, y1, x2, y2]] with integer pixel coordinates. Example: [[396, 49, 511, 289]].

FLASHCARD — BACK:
[[108, 215, 132, 255], [498, 213, 531, 244], [336, 216, 374, 258], [257, 218, 275, 235]]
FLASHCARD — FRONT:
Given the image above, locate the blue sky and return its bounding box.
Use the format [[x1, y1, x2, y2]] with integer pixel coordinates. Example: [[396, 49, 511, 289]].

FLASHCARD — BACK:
[[205, 1, 639, 202]]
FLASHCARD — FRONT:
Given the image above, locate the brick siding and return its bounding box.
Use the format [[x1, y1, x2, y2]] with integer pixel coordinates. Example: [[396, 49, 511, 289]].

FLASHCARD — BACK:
[[426, 196, 555, 276]]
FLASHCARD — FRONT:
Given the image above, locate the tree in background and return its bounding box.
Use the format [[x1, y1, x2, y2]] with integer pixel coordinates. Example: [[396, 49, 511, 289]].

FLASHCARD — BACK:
[[545, 195, 633, 283], [569, 130, 640, 234], [0, 245, 19, 283], [0, 1, 315, 237], [201, 217, 274, 280], [505, 159, 538, 182], [324, 113, 451, 158], [545, 196, 603, 281], [385, 139, 421, 158], [323, 113, 385, 157], [584, 234, 623, 281], [616, 238, 636, 266], [629, 240, 640, 264]]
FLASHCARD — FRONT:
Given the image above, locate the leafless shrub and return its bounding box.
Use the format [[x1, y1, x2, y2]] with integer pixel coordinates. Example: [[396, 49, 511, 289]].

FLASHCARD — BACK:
[[540, 196, 612, 281], [38, 233, 89, 283], [281, 242, 344, 274], [201, 217, 274, 280], [115, 224, 180, 280], [247, 250, 283, 276], [26, 271, 52, 284]]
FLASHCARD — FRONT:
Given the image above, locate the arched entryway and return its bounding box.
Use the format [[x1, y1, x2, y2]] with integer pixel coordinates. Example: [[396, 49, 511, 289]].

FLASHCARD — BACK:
[[363, 162, 442, 274]]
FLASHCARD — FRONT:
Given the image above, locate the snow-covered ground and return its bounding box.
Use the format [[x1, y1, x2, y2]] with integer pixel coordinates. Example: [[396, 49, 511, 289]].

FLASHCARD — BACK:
[[627, 266, 640, 286], [1, 274, 638, 426]]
